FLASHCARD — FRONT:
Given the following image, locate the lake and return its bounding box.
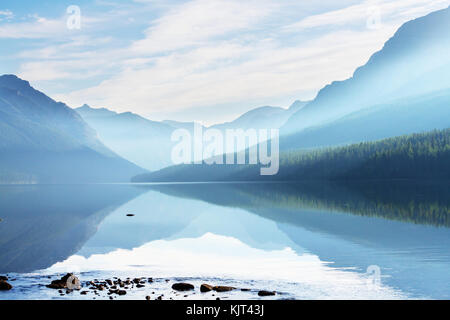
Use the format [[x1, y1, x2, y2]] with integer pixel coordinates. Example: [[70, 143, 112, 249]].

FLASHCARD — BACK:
[[0, 181, 449, 299]]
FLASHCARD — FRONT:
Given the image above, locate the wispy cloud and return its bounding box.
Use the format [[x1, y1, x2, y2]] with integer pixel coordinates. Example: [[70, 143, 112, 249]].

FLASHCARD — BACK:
[[0, 14, 67, 39], [284, 0, 450, 31], [130, 0, 275, 54], [5, 0, 450, 124], [0, 9, 13, 21]]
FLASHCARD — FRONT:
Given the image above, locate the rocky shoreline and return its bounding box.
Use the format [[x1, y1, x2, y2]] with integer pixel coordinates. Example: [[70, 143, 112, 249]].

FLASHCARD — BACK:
[[0, 273, 278, 300]]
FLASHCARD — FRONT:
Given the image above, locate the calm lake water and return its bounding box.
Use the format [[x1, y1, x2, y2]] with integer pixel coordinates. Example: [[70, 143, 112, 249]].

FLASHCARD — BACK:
[[0, 181, 449, 300]]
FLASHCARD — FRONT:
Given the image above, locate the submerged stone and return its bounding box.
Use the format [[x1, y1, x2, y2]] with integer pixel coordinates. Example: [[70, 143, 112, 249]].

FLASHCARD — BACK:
[[172, 282, 194, 291]]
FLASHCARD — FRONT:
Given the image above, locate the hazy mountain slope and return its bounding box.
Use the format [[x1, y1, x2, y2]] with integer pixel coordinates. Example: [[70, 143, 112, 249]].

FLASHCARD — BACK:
[[76, 100, 308, 171], [282, 6, 450, 135], [212, 100, 308, 131], [0, 75, 145, 183], [281, 89, 450, 151], [76, 104, 177, 171]]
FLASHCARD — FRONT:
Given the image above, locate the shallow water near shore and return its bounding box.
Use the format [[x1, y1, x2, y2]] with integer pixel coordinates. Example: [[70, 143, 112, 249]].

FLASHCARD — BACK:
[[0, 181, 449, 300]]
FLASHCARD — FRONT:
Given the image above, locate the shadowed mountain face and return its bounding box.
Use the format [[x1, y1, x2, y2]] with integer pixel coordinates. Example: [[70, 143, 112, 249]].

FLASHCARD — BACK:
[[0, 184, 144, 273], [282, 6, 450, 136], [0, 75, 146, 183]]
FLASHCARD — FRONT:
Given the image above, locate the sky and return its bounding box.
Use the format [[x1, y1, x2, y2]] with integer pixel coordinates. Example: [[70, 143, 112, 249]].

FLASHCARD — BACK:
[[0, 0, 449, 125]]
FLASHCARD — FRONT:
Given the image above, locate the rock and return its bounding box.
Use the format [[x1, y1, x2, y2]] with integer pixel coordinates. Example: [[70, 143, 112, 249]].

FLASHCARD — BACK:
[[106, 279, 113, 286], [126, 214, 135, 217], [241, 288, 251, 291], [0, 281, 12, 291], [172, 283, 194, 291], [46, 273, 79, 289], [136, 284, 145, 288], [117, 290, 127, 295], [258, 290, 276, 296], [0, 276, 8, 281], [80, 291, 88, 295], [200, 284, 213, 292], [146, 296, 151, 300], [213, 286, 235, 292]]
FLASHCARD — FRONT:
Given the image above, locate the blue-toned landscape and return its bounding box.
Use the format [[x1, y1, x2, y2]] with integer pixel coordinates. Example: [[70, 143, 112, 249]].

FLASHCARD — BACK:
[[0, 1, 449, 300]]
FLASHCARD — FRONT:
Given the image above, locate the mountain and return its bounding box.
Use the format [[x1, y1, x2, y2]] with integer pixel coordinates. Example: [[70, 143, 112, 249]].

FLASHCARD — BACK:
[[282, 6, 450, 136], [76, 104, 177, 171], [0, 75, 145, 183], [282, 89, 450, 150], [76, 100, 308, 171], [132, 129, 450, 182], [211, 100, 308, 131]]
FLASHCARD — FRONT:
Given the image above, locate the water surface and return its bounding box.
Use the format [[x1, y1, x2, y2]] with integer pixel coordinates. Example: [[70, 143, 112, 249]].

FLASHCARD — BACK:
[[0, 181, 448, 299]]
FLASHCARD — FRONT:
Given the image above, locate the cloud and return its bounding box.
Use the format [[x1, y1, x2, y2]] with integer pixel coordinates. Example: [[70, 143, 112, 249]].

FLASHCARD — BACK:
[[13, 0, 450, 124], [0, 9, 13, 21], [0, 14, 66, 39], [284, 0, 450, 31], [130, 0, 275, 54], [0, 9, 107, 39], [54, 26, 395, 122]]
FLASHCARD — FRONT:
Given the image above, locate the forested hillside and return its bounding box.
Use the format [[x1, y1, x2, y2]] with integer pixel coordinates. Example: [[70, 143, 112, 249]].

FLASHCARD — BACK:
[[133, 129, 450, 182]]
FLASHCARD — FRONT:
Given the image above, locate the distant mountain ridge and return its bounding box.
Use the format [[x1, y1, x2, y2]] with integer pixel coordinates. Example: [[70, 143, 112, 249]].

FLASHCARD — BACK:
[[211, 100, 308, 131], [76, 104, 176, 171], [0, 75, 145, 183], [76, 100, 308, 171], [282, 6, 450, 135], [281, 89, 450, 151]]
